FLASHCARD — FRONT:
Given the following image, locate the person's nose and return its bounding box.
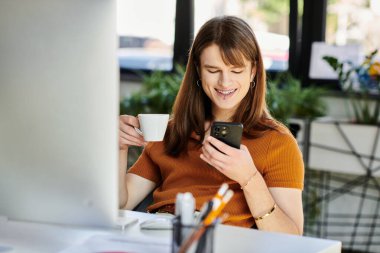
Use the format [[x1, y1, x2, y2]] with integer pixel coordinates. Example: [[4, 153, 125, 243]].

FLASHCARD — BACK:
[[218, 71, 232, 87]]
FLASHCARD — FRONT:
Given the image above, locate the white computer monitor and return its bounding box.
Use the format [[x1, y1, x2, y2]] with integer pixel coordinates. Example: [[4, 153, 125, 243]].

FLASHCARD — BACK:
[[0, 0, 119, 228]]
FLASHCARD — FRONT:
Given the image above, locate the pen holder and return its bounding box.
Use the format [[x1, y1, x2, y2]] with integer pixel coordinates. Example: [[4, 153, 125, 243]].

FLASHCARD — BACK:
[[172, 217, 215, 253]]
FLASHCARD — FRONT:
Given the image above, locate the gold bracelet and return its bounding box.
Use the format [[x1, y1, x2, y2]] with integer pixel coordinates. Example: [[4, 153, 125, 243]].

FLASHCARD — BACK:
[[253, 203, 277, 221], [240, 170, 258, 189]]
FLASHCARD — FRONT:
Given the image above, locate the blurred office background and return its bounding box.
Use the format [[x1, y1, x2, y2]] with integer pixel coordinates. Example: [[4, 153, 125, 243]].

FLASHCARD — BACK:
[[117, 1, 380, 253], [118, 0, 380, 95]]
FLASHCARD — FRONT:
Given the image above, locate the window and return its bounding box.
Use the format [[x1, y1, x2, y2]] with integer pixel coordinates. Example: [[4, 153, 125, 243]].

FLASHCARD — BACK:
[[326, 0, 380, 54], [194, 0, 290, 71], [117, 0, 176, 71]]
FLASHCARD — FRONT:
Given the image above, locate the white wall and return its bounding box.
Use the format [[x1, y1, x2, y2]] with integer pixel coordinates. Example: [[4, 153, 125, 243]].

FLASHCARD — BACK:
[[321, 95, 380, 121]]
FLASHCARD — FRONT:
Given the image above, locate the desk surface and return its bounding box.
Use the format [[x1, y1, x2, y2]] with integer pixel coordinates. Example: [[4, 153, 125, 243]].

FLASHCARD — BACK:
[[0, 211, 341, 253]]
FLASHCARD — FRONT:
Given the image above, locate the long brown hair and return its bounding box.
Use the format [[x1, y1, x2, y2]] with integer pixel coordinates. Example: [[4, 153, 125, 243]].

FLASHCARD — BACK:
[[165, 16, 278, 156]]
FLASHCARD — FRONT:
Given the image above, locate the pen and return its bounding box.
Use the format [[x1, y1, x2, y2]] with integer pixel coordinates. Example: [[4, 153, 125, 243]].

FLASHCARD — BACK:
[[194, 200, 213, 225]]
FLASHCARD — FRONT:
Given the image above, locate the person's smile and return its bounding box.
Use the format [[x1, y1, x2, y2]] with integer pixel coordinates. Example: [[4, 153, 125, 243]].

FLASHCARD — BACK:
[[214, 88, 238, 99]]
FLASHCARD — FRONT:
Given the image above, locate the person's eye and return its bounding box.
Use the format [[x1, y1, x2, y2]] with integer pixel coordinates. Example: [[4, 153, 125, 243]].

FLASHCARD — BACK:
[[232, 70, 243, 74], [207, 69, 219, 74]]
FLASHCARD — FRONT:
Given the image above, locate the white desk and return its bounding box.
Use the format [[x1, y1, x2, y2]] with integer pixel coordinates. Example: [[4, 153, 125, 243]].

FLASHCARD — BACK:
[[0, 211, 341, 253]]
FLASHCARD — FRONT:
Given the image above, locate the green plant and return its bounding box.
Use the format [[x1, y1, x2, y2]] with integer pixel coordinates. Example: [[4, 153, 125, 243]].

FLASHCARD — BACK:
[[120, 65, 185, 116], [303, 169, 323, 232], [323, 50, 380, 125], [267, 72, 327, 125], [120, 65, 185, 168]]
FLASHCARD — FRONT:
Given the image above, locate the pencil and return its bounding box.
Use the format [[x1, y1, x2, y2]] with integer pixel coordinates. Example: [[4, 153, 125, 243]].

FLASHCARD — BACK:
[[203, 190, 234, 226]]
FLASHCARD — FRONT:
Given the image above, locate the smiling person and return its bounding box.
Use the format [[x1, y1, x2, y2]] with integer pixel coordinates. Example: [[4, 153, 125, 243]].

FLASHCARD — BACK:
[[119, 16, 304, 235]]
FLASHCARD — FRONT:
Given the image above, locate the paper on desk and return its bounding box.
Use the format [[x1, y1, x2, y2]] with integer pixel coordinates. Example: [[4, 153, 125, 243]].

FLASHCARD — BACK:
[[60, 233, 171, 253]]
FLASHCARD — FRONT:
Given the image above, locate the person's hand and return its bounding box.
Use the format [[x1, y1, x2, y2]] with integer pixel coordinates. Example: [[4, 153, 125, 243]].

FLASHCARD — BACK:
[[119, 115, 146, 150], [200, 136, 257, 185]]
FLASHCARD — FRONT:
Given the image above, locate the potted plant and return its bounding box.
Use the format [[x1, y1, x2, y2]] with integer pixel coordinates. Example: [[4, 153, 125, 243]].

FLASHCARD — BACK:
[[323, 49, 380, 125], [302, 51, 380, 251], [307, 50, 380, 176], [309, 49, 380, 183], [307, 50, 380, 173], [266, 72, 327, 139]]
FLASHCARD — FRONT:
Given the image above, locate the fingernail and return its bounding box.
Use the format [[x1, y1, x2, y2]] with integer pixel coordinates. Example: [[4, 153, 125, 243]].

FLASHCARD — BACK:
[[134, 127, 143, 136]]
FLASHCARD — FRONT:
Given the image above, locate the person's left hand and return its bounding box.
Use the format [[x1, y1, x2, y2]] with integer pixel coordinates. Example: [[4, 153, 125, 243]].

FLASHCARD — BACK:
[[200, 136, 257, 185]]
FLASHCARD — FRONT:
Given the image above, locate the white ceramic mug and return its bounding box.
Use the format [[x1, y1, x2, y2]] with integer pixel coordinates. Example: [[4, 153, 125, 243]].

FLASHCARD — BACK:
[[137, 114, 169, 142]]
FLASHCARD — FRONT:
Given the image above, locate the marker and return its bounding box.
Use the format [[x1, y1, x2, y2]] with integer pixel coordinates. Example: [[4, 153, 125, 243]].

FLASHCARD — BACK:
[[181, 192, 195, 226], [175, 193, 184, 216]]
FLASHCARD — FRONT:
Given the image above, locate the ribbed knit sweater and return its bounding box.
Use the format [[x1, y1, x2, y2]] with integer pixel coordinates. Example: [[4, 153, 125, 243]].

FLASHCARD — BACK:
[[128, 125, 304, 228]]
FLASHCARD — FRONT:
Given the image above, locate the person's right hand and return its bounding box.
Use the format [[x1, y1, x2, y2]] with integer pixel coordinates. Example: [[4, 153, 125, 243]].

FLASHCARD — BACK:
[[119, 115, 146, 150]]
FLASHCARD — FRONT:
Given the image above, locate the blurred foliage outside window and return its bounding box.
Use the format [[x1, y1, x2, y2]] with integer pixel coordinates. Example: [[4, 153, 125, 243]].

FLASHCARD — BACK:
[[120, 65, 185, 116], [267, 73, 327, 126], [194, 0, 290, 71], [326, 0, 380, 53]]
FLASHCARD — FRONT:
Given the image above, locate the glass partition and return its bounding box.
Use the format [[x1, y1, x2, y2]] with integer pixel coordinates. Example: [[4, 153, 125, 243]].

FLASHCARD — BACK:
[[194, 0, 290, 71], [117, 0, 176, 71]]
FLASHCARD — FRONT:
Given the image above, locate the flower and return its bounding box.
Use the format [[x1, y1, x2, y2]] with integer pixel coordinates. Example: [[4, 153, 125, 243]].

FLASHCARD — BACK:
[[323, 49, 380, 125], [369, 62, 380, 77]]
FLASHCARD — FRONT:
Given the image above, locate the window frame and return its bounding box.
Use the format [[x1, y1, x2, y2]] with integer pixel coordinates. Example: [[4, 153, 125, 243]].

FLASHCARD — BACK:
[[120, 0, 193, 80], [120, 0, 334, 87]]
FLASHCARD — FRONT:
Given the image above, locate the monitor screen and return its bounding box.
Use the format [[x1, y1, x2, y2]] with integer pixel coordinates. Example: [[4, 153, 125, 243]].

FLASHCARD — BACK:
[[0, 0, 119, 228]]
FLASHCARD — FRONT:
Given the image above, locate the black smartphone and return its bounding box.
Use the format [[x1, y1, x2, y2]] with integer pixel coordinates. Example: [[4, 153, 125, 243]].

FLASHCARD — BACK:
[[210, 122, 243, 149]]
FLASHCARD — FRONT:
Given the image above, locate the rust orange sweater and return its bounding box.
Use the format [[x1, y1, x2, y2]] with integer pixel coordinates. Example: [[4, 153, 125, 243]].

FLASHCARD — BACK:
[[128, 125, 304, 228]]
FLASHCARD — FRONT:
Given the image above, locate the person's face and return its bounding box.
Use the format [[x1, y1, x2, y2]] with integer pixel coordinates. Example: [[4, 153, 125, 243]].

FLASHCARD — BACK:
[[199, 43, 256, 119]]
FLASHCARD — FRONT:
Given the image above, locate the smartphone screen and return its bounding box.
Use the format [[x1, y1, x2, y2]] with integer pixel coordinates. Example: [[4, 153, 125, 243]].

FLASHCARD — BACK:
[[210, 122, 243, 149]]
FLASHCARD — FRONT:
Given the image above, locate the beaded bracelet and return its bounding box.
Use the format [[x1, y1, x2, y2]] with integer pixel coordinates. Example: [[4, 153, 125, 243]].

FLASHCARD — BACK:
[[253, 203, 277, 221], [240, 170, 258, 189]]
